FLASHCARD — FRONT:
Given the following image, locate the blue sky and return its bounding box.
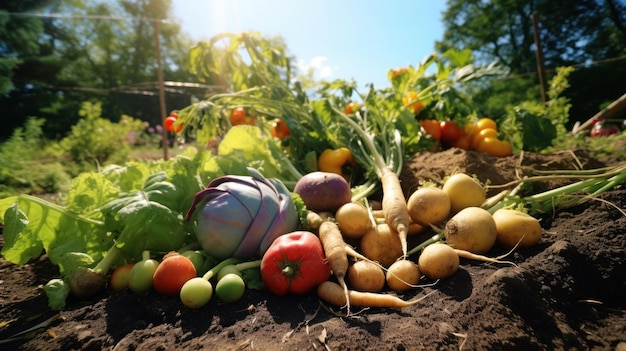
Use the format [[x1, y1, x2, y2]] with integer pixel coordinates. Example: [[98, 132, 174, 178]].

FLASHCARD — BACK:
[[171, 0, 447, 89]]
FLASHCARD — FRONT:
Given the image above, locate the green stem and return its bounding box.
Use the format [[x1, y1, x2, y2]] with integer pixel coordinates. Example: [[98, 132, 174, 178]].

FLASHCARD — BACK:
[[202, 258, 241, 280], [233, 260, 262, 272], [17, 194, 104, 226], [406, 232, 445, 257], [93, 245, 122, 274]]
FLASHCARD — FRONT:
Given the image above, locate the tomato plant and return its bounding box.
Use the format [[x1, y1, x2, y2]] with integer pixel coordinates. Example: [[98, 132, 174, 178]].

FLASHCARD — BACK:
[[390, 67, 408, 80], [260, 231, 331, 296], [439, 121, 463, 145], [270, 118, 291, 139], [420, 120, 441, 141]]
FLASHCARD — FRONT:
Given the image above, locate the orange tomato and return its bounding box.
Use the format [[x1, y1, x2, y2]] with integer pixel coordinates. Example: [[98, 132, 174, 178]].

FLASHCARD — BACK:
[[472, 127, 499, 150], [475, 137, 512, 157], [452, 132, 472, 150], [403, 91, 424, 115], [152, 252, 197, 296], [420, 119, 441, 141]]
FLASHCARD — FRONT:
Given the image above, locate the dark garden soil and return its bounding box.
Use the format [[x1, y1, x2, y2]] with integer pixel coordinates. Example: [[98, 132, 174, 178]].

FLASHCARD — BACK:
[[1, 148, 625, 351]]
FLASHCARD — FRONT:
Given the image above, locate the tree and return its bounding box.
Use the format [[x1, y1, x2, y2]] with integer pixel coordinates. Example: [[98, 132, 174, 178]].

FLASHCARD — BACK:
[[0, 0, 196, 140], [437, 0, 626, 123]]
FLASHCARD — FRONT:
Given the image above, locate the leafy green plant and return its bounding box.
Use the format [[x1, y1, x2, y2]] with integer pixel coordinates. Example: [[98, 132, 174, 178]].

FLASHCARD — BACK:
[[0, 118, 70, 197], [50, 101, 145, 174], [500, 67, 574, 152]]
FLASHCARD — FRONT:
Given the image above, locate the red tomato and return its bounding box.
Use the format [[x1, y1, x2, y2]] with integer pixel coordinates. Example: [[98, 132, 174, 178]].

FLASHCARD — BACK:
[[164, 116, 181, 133], [439, 121, 463, 145], [169, 111, 178, 119], [230, 107, 248, 125], [420, 119, 441, 141], [260, 231, 331, 296], [270, 119, 291, 139], [152, 252, 197, 296], [475, 137, 512, 157], [344, 102, 360, 115]]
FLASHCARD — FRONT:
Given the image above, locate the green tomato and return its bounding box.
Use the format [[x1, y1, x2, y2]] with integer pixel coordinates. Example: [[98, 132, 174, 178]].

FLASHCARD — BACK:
[[215, 273, 245, 303], [181, 250, 206, 276], [180, 277, 213, 309], [128, 259, 159, 294], [216, 265, 242, 281]]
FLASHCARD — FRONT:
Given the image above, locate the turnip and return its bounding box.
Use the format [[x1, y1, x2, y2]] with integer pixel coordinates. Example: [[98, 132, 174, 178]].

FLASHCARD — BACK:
[[442, 173, 486, 214], [335, 202, 373, 239], [445, 207, 497, 254], [346, 260, 386, 292], [359, 223, 403, 268], [293, 171, 352, 213], [418, 243, 459, 280], [386, 260, 421, 292], [407, 186, 451, 226], [492, 209, 542, 248]]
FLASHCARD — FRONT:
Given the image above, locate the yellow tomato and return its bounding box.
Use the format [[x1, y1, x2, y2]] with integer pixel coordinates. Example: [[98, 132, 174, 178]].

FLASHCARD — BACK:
[[474, 118, 498, 134], [472, 127, 499, 150], [475, 137, 512, 157]]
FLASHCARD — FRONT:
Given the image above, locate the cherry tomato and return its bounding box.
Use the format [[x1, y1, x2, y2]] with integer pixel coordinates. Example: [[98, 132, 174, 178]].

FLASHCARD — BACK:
[[230, 107, 248, 125], [439, 121, 463, 145], [472, 127, 499, 150], [420, 119, 441, 141], [344, 102, 360, 115], [164, 116, 180, 132], [475, 137, 512, 157], [270, 118, 291, 139], [403, 91, 424, 115]]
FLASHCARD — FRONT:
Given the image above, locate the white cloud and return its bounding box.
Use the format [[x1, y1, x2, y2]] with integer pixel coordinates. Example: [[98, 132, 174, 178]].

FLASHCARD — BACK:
[[296, 56, 336, 80]]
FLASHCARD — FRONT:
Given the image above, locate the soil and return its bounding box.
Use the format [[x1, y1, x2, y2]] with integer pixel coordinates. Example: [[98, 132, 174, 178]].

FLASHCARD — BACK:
[[1, 148, 625, 351]]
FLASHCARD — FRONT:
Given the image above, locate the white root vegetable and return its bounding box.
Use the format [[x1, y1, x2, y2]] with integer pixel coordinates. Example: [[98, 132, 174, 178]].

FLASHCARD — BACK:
[[492, 209, 542, 248], [347, 260, 386, 292], [445, 207, 497, 254], [386, 260, 421, 292], [417, 243, 459, 280], [442, 173, 486, 214], [407, 187, 451, 226]]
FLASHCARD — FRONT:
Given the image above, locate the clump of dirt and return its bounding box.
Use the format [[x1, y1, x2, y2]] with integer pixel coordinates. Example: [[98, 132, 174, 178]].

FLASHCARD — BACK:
[[1, 149, 625, 351]]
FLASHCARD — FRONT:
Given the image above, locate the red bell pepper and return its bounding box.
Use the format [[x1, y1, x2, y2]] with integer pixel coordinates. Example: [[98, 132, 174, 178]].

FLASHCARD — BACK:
[[260, 231, 330, 296]]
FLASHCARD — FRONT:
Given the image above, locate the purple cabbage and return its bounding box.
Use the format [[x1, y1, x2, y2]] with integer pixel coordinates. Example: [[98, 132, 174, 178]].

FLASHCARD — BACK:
[[185, 168, 299, 260]]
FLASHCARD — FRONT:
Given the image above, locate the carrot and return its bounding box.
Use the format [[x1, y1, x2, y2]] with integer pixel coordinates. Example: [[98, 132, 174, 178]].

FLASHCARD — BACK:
[[381, 167, 410, 259], [317, 281, 432, 310], [318, 220, 351, 313]]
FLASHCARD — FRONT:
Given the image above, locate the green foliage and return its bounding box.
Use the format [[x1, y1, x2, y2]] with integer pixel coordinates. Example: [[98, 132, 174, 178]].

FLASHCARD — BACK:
[[51, 101, 145, 173], [0, 118, 71, 197], [500, 67, 574, 152]]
